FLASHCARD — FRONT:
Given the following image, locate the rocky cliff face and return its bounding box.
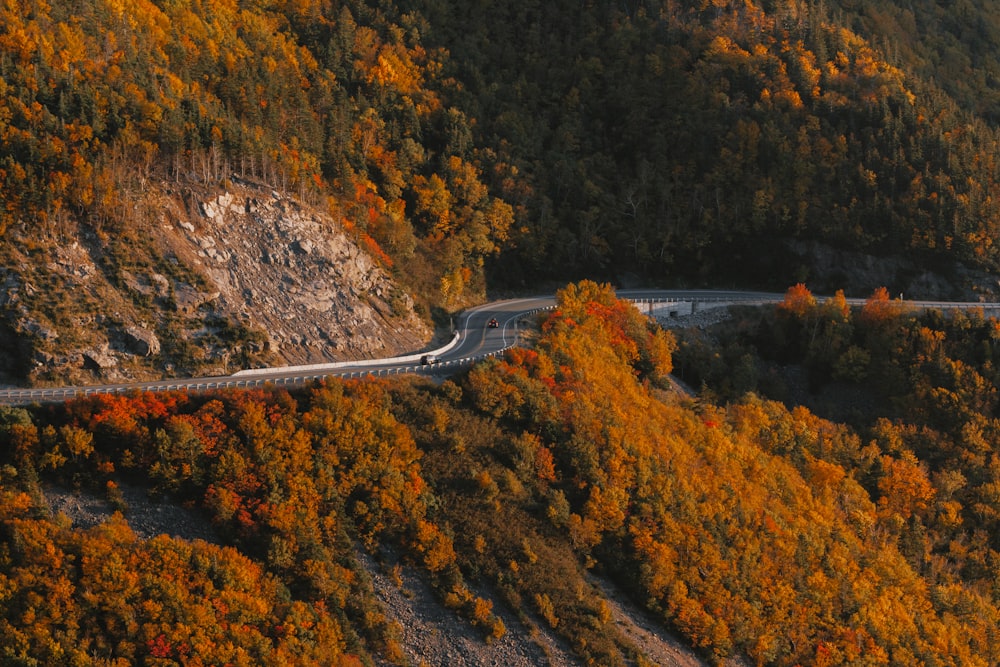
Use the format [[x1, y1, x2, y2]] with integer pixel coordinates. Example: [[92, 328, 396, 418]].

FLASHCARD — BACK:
[[2, 180, 432, 386], [172, 184, 429, 364]]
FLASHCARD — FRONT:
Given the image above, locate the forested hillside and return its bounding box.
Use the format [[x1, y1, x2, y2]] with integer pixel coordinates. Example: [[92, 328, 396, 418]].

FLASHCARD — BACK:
[[5, 283, 1000, 664], [413, 0, 1000, 285], [5, 0, 1000, 384], [8, 1, 1000, 663], [0, 0, 514, 296], [0, 0, 511, 383]]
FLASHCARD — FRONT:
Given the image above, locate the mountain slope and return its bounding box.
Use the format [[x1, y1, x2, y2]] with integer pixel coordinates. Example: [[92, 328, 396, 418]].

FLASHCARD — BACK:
[[6, 0, 1000, 384], [1, 178, 429, 386], [4, 284, 1000, 664], [414, 0, 1000, 286], [0, 0, 505, 385]]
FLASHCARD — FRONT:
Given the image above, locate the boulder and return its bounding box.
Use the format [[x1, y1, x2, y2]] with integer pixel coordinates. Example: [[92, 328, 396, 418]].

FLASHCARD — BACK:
[[174, 283, 220, 314], [83, 347, 116, 371], [124, 327, 161, 357]]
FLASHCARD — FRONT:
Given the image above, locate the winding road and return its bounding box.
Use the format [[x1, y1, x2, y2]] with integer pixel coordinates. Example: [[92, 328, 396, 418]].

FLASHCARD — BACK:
[[0, 289, 996, 406]]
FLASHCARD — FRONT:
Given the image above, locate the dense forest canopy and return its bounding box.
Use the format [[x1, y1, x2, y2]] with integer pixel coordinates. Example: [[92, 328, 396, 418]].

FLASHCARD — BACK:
[[413, 0, 1000, 283], [4, 0, 1000, 303]]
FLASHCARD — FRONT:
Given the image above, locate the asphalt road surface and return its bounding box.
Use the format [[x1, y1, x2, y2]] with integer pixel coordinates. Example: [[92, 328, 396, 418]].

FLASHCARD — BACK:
[[0, 289, 996, 406]]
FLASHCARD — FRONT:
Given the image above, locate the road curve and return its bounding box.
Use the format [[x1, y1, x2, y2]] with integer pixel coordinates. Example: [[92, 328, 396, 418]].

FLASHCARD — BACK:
[[1, 289, 997, 406]]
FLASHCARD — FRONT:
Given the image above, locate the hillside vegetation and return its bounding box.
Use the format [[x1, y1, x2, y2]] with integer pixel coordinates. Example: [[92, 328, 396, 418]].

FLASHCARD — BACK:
[[0, 0, 512, 295], [2, 283, 1000, 664], [5, 0, 1000, 382], [416, 0, 1000, 284], [8, 0, 1000, 663]]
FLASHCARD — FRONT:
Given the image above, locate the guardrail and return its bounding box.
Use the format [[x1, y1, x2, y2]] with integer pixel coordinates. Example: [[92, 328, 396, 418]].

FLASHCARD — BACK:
[[230, 330, 463, 377], [0, 306, 559, 406], [4, 296, 998, 407]]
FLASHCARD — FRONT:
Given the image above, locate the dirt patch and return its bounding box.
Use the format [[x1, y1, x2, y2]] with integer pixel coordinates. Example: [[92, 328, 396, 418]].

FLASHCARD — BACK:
[[363, 549, 582, 667], [45, 483, 220, 543]]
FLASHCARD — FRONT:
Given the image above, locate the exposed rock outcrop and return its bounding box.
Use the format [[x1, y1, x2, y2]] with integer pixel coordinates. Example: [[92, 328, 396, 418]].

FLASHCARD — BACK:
[[4, 179, 432, 385], [82, 346, 117, 371], [123, 327, 161, 357], [171, 185, 429, 366]]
